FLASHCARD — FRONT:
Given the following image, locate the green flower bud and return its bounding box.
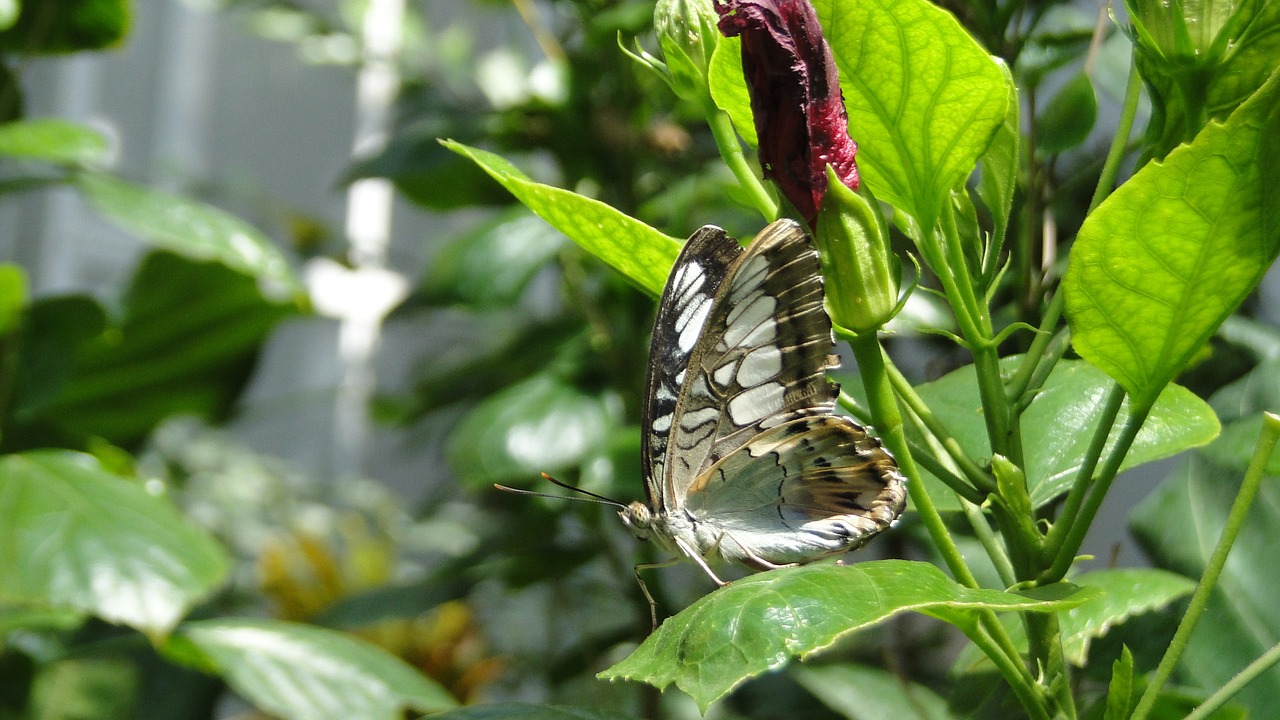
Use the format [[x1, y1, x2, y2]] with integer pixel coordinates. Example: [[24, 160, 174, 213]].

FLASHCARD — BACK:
[[655, 0, 721, 108], [815, 165, 900, 334]]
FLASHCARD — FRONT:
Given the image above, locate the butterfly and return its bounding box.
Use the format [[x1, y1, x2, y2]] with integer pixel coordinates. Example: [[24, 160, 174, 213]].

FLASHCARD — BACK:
[[619, 219, 906, 591]]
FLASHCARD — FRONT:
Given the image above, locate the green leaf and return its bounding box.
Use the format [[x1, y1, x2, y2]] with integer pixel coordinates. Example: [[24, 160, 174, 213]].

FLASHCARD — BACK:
[[0, 261, 26, 336], [1064, 69, 1280, 409], [1061, 569, 1195, 666], [792, 664, 955, 720], [0, 0, 128, 53], [75, 172, 303, 298], [1103, 646, 1135, 720], [0, 118, 107, 166], [443, 140, 680, 296], [1035, 71, 1098, 154], [169, 618, 456, 720], [0, 0, 17, 31], [1131, 448, 1280, 714], [446, 374, 621, 488], [599, 560, 1097, 710], [814, 0, 1011, 230], [425, 705, 640, 720], [708, 35, 756, 147], [422, 209, 566, 308], [0, 451, 228, 636], [29, 658, 137, 720], [19, 252, 297, 449], [911, 358, 1219, 511]]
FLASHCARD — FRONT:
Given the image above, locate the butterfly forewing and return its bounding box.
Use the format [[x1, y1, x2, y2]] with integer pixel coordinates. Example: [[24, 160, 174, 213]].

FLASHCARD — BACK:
[[662, 220, 839, 509], [641, 226, 742, 509]]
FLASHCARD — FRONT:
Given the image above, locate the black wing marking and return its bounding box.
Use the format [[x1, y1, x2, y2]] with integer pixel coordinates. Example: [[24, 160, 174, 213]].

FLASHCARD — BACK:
[[641, 226, 742, 510]]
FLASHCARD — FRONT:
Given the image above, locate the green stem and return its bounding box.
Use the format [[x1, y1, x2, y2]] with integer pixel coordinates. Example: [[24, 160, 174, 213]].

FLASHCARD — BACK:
[[964, 620, 1052, 720], [847, 332, 977, 587], [1132, 412, 1280, 720], [1006, 289, 1065, 406], [1185, 641, 1280, 720], [960, 497, 1018, 588], [1089, 56, 1142, 214], [882, 357, 994, 495], [706, 109, 778, 221], [1039, 386, 1131, 581]]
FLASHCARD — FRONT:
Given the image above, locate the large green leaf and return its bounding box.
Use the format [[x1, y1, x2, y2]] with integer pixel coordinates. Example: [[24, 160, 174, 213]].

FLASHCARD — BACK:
[[911, 358, 1219, 511], [168, 618, 455, 720], [708, 35, 756, 147], [424, 705, 639, 720], [0, 118, 108, 166], [446, 374, 622, 488], [1059, 569, 1194, 666], [443, 140, 680, 296], [1064, 69, 1280, 409], [76, 172, 303, 297], [599, 560, 1097, 710], [813, 0, 1011, 230], [792, 664, 955, 720], [19, 252, 296, 449], [0, 451, 228, 636]]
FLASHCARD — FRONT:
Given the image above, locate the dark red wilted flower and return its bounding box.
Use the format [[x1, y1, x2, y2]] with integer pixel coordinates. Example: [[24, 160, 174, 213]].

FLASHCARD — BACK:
[[715, 0, 858, 229]]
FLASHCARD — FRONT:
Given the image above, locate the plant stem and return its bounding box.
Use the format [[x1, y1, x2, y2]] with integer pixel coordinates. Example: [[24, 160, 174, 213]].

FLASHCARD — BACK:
[[1185, 641, 1280, 720], [1131, 412, 1280, 720], [706, 109, 778, 220], [1038, 384, 1126, 577], [1089, 56, 1141, 214], [964, 620, 1052, 720], [1006, 289, 1065, 405]]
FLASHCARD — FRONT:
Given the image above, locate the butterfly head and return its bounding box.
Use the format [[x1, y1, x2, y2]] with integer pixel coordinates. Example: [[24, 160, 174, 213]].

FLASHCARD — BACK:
[[619, 501, 655, 541]]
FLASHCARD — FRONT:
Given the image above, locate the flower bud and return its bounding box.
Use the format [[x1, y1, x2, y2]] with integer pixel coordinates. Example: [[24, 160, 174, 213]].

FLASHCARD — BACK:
[[815, 165, 899, 334], [655, 0, 722, 109]]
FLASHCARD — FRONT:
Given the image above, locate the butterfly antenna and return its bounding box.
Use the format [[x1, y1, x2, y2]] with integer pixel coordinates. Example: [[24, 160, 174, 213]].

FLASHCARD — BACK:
[[494, 472, 626, 508]]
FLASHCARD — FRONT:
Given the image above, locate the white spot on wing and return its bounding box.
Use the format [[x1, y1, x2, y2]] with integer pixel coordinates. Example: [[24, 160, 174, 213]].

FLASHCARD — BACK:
[[676, 295, 713, 352], [737, 345, 782, 386], [713, 362, 737, 387], [678, 406, 720, 430], [652, 414, 673, 432], [728, 382, 785, 426], [728, 255, 769, 303]]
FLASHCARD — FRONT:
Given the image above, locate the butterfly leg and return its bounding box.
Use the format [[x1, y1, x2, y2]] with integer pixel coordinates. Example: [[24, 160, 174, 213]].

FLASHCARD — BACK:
[[674, 536, 729, 587], [634, 558, 681, 630]]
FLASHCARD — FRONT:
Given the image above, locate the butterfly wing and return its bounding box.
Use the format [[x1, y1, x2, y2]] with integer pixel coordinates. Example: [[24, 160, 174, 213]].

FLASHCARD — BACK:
[[681, 415, 907, 566], [641, 225, 743, 510], [662, 219, 839, 510]]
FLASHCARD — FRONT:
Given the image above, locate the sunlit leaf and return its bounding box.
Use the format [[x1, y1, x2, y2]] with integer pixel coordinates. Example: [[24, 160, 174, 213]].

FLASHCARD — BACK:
[[76, 173, 303, 297], [600, 560, 1097, 710], [814, 0, 1010, 230], [169, 618, 456, 720], [0, 261, 25, 336], [0, 118, 108, 166], [708, 35, 756, 147], [911, 358, 1219, 511], [0, 451, 228, 636], [1064, 70, 1280, 409], [443, 140, 680, 296]]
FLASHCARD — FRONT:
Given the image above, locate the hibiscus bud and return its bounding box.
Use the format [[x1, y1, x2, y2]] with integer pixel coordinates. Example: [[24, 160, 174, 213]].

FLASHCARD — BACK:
[[715, 0, 858, 228], [815, 165, 899, 333], [655, 0, 722, 109]]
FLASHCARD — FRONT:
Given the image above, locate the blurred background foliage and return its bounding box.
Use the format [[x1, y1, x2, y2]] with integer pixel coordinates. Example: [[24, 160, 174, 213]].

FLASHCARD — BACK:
[[1, 0, 1278, 718]]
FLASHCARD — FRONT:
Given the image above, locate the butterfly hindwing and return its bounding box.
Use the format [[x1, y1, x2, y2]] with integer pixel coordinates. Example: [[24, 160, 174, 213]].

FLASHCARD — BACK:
[[642, 226, 742, 510], [681, 415, 906, 566], [663, 220, 838, 508]]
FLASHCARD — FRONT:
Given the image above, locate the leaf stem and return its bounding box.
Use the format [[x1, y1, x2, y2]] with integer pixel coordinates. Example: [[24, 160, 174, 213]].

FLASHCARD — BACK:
[[1006, 290, 1065, 406], [1131, 412, 1280, 720], [706, 109, 778, 220], [963, 620, 1052, 720]]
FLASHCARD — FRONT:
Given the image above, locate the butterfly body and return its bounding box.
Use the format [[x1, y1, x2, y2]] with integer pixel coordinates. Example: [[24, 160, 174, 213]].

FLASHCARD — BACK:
[[627, 220, 905, 582]]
